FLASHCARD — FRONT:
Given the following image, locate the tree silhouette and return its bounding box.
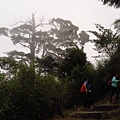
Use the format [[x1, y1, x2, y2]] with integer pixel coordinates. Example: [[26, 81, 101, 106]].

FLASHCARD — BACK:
[[98, 0, 120, 8], [0, 15, 90, 75]]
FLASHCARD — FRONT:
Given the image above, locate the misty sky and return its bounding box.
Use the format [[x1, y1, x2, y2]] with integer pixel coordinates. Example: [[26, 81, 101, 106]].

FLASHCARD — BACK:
[[0, 0, 120, 64]]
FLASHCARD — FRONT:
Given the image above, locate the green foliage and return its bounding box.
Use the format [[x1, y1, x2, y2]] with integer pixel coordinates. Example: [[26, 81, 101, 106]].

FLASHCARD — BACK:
[[89, 24, 119, 58], [0, 73, 6, 82], [58, 48, 86, 77], [0, 57, 19, 80], [0, 57, 18, 72], [16, 63, 35, 87], [0, 64, 64, 120], [38, 55, 58, 75]]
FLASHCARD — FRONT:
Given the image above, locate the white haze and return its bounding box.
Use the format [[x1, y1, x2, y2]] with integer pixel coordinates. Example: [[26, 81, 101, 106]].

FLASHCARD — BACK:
[[0, 0, 120, 64]]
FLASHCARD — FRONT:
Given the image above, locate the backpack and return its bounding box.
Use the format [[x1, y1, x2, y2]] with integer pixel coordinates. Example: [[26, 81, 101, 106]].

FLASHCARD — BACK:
[[108, 79, 112, 86], [80, 83, 86, 92]]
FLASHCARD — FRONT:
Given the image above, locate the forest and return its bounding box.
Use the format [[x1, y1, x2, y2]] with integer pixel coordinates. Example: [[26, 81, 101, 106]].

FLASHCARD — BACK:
[[0, 0, 120, 119]]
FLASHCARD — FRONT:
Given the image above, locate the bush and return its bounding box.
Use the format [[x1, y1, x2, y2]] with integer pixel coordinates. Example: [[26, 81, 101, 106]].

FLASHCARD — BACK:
[[0, 64, 63, 120]]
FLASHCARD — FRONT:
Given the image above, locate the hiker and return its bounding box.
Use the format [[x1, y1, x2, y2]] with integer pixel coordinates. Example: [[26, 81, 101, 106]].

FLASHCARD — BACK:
[[109, 73, 120, 103], [80, 78, 91, 109]]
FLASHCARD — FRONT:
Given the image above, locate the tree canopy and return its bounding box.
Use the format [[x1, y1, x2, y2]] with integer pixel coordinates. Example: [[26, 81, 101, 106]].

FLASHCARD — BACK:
[[0, 16, 90, 65], [89, 24, 120, 58]]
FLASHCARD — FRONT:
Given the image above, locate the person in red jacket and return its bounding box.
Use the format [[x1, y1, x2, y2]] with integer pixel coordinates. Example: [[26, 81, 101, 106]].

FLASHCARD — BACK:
[[80, 78, 91, 109]]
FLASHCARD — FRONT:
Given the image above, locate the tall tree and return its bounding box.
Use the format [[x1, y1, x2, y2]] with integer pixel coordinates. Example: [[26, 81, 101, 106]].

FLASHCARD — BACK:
[[0, 13, 50, 64], [48, 18, 89, 60], [0, 16, 90, 75], [0, 17, 89, 61], [10, 13, 51, 64]]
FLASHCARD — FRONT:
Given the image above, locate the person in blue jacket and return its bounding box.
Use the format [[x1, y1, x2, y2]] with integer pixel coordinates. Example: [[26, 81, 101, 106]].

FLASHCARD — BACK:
[[109, 74, 120, 103]]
